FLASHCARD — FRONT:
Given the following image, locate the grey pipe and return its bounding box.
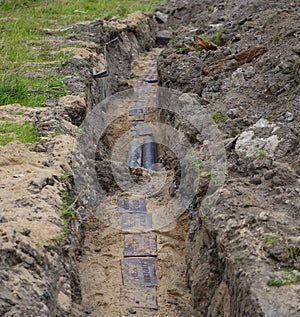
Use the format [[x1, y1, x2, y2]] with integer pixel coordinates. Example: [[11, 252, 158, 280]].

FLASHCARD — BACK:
[[128, 139, 142, 168], [142, 136, 156, 170]]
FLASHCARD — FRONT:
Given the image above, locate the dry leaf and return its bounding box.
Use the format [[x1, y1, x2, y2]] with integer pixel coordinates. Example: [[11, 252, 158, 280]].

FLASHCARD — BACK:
[[194, 36, 217, 51]]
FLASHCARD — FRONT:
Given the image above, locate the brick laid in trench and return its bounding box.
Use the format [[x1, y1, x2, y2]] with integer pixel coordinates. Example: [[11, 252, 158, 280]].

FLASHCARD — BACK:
[[124, 233, 157, 257], [120, 286, 158, 310], [118, 197, 147, 213], [121, 257, 158, 286], [128, 108, 145, 121], [121, 213, 152, 232]]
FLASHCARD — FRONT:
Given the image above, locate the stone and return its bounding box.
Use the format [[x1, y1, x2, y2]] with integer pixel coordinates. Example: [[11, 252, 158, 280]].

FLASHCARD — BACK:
[[20, 229, 31, 237], [284, 111, 294, 122], [292, 44, 300, 56], [235, 119, 288, 159], [226, 108, 239, 119], [155, 11, 168, 23], [226, 218, 239, 231], [245, 66, 256, 78], [156, 30, 173, 46], [258, 211, 269, 221], [250, 176, 261, 185], [128, 307, 136, 314], [231, 68, 245, 85], [264, 171, 275, 180]]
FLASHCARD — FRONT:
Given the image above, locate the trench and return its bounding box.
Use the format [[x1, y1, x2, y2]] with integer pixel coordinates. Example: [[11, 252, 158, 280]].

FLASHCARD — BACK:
[[76, 48, 198, 317], [70, 13, 262, 317]]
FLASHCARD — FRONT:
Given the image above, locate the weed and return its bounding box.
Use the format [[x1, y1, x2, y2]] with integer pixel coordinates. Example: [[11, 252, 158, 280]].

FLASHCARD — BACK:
[[193, 159, 204, 169], [212, 111, 226, 123], [53, 129, 63, 136], [265, 12, 276, 24], [202, 172, 213, 179], [176, 116, 184, 124], [209, 5, 215, 13], [259, 150, 267, 157], [210, 27, 224, 45], [274, 34, 282, 45], [61, 191, 75, 221], [263, 232, 284, 246], [61, 169, 71, 182], [52, 191, 76, 240], [267, 270, 300, 287], [0, 74, 27, 106], [36, 240, 47, 248], [0, 121, 37, 146], [287, 245, 300, 260], [51, 232, 65, 241], [295, 59, 300, 69]]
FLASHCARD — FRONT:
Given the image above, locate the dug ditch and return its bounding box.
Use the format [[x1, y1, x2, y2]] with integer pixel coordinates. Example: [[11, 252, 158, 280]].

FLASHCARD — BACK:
[[76, 48, 197, 317]]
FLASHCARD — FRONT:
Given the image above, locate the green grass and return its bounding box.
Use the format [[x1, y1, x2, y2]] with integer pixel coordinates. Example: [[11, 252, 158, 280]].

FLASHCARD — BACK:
[[210, 27, 224, 45], [0, 0, 162, 106], [0, 121, 37, 145], [263, 232, 284, 246], [52, 191, 76, 241], [267, 270, 300, 287], [193, 159, 204, 169], [212, 111, 227, 123], [258, 150, 267, 157], [0, 73, 68, 106]]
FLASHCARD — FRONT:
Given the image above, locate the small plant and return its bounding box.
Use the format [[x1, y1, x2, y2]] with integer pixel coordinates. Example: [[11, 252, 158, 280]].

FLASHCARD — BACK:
[[52, 191, 76, 240], [265, 12, 276, 24], [258, 150, 267, 157], [61, 169, 71, 182], [287, 245, 300, 260], [210, 27, 224, 45], [202, 172, 213, 179], [274, 34, 282, 45], [209, 5, 215, 13], [176, 116, 184, 124], [61, 191, 76, 221], [51, 232, 65, 242], [263, 232, 284, 246], [193, 159, 204, 169], [267, 270, 300, 287], [212, 111, 226, 123]]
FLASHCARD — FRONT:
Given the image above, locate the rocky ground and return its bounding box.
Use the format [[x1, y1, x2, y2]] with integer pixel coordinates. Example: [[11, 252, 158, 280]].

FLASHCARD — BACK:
[[155, 0, 300, 316], [0, 0, 299, 316]]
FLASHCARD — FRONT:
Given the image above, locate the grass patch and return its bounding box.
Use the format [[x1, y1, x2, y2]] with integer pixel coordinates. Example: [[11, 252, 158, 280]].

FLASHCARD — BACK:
[[264, 12, 276, 26], [263, 232, 285, 246], [52, 191, 76, 241], [0, 0, 162, 105], [258, 150, 267, 157], [0, 73, 69, 106], [0, 121, 37, 146], [210, 27, 224, 45], [193, 159, 204, 169], [268, 270, 300, 287], [212, 111, 227, 123]]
